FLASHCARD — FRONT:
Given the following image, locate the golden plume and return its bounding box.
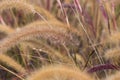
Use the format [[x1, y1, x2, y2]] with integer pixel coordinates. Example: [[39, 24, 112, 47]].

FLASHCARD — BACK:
[[26, 65, 94, 80]]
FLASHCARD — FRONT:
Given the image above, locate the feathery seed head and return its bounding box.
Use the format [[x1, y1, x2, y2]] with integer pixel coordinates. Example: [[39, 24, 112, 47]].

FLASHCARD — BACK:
[[104, 48, 120, 60], [0, 0, 35, 14], [0, 21, 81, 53], [26, 65, 94, 80], [0, 54, 26, 73], [105, 72, 120, 80]]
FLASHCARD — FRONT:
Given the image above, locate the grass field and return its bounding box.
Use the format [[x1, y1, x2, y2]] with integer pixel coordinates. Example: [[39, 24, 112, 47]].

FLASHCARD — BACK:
[[0, 0, 120, 80]]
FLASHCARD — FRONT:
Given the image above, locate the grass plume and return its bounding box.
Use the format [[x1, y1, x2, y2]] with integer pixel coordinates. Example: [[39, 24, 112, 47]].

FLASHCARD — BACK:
[[26, 65, 94, 80], [0, 24, 14, 34], [106, 32, 120, 44], [104, 48, 120, 60], [0, 0, 35, 14], [105, 72, 120, 80], [0, 54, 26, 73], [0, 0, 56, 20], [0, 21, 80, 53]]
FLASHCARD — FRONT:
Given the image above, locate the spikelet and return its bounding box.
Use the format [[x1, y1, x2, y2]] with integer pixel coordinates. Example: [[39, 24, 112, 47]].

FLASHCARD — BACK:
[[104, 48, 120, 60], [0, 21, 80, 53], [0, 54, 26, 73], [0, 24, 14, 34], [26, 65, 94, 80], [105, 72, 120, 80]]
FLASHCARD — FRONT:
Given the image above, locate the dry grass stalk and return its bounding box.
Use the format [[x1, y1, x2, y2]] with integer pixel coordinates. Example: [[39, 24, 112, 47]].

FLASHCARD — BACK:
[[21, 39, 80, 65], [21, 39, 69, 62]]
